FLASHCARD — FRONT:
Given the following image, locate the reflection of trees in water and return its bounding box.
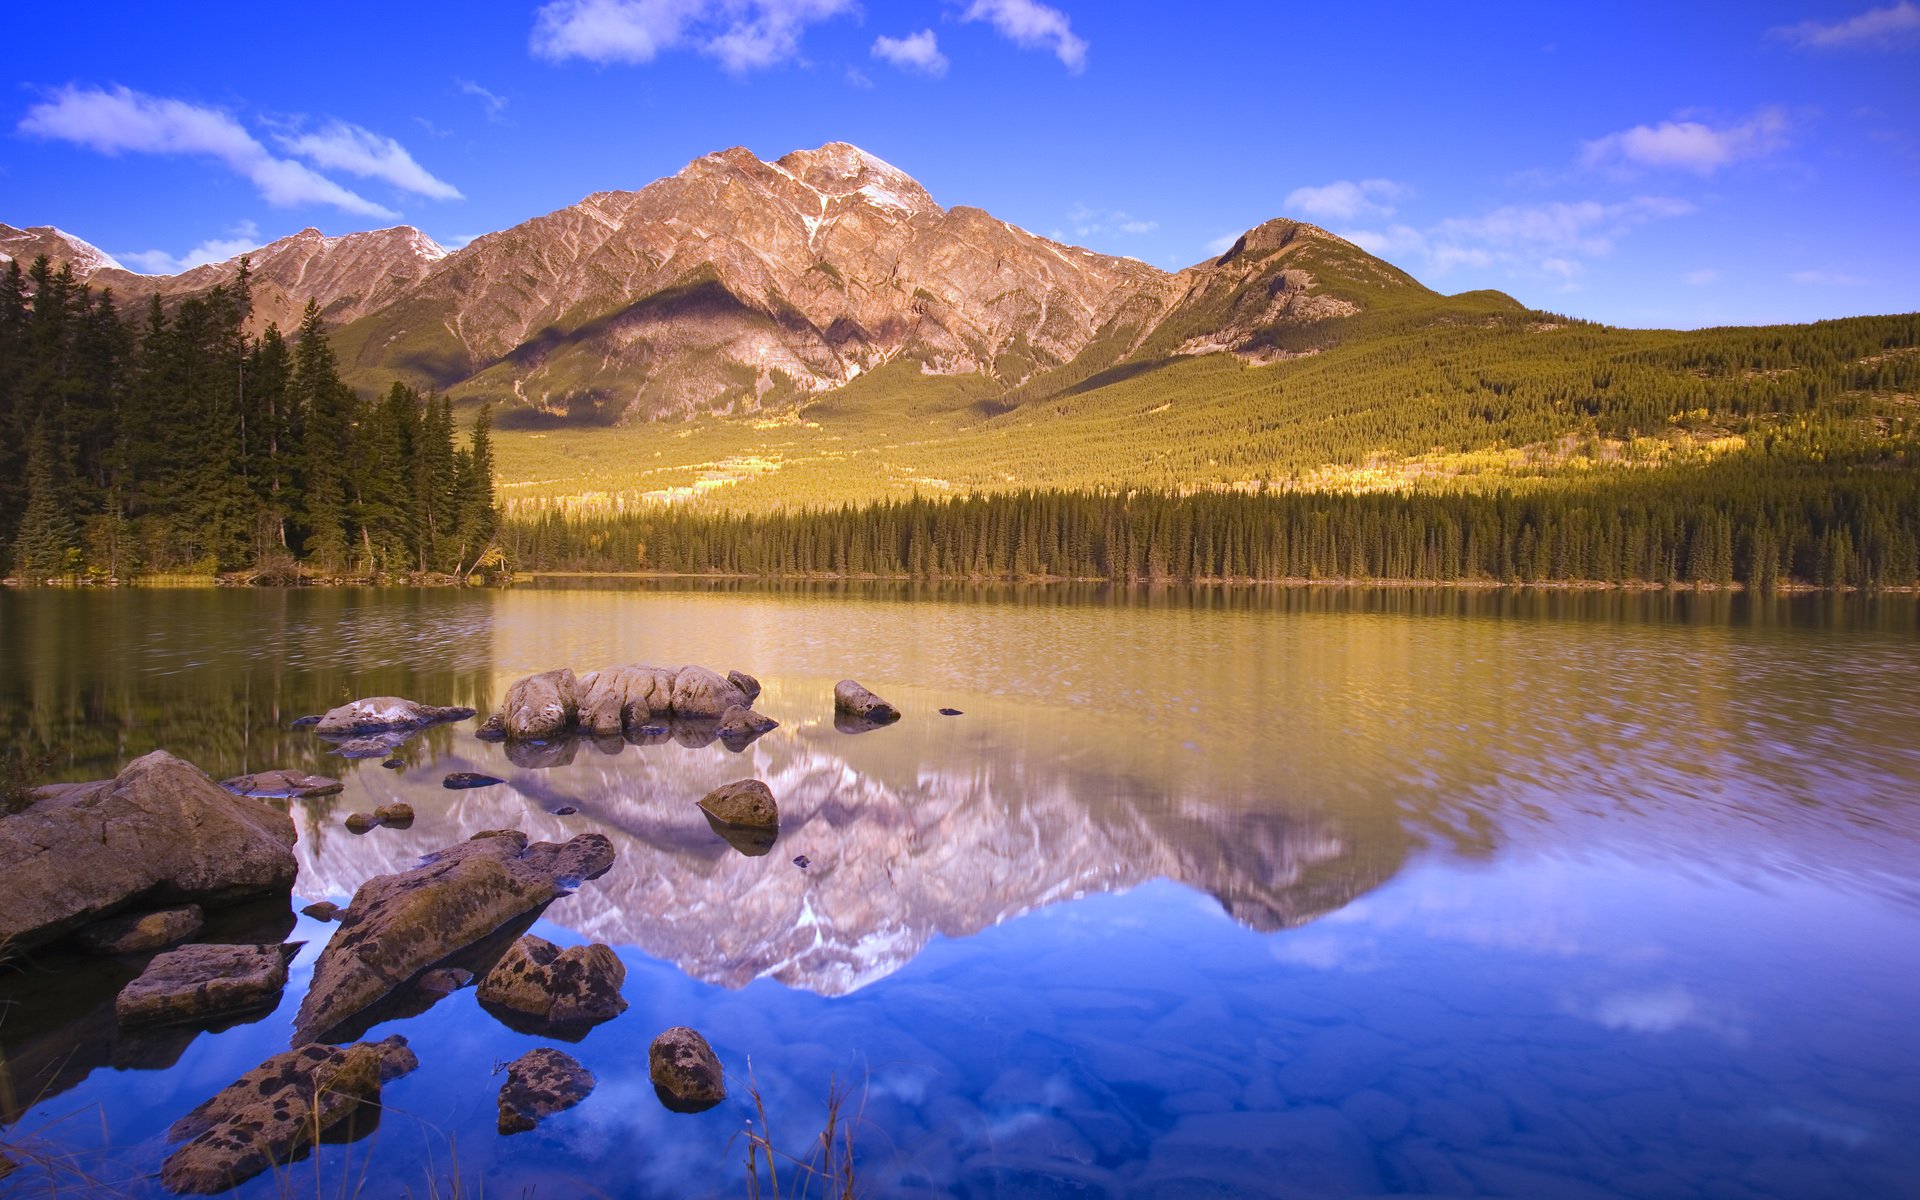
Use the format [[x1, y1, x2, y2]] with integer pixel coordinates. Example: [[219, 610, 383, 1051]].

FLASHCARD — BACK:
[[0, 590, 496, 782]]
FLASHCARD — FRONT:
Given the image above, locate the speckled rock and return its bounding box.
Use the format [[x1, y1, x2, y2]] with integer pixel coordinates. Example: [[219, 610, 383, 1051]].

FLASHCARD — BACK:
[[161, 1036, 417, 1194], [115, 943, 300, 1029], [218, 770, 342, 800], [312, 697, 474, 737], [291, 830, 615, 1045], [76, 904, 204, 954], [833, 680, 900, 723], [478, 935, 628, 1028], [498, 1047, 595, 1134], [0, 751, 298, 953], [697, 780, 778, 830], [649, 1026, 726, 1112]]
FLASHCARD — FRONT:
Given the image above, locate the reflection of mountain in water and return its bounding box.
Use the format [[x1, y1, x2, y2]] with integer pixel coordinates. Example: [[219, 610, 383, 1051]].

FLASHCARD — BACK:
[[294, 724, 1406, 996]]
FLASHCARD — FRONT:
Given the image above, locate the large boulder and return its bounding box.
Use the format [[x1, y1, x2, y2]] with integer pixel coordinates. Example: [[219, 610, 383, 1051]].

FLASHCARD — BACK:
[[312, 697, 475, 737], [834, 680, 900, 723], [291, 830, 615, 1045], [115, 942, 300, 1029], [477, 669, 579, 740], [477, 935, 628, 1030], [161, 1036, 417, 1194], [76, 905, 204, 954], [480, 665, 759, 740], [0, 751, 298, 954], [649, 1026, 726, 1112], [498, 1047, 595, 1134], [575, 665, 676, 736]]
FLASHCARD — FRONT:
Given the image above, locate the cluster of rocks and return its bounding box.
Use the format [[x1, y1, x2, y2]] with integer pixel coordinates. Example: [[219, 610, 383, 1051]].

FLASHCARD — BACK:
[[477, 664, 778, 748], [342, 802, 414, 833]]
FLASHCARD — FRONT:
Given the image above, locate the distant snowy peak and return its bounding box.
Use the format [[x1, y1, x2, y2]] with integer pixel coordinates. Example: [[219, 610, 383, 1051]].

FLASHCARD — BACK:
[[0, 223, 124, 275]]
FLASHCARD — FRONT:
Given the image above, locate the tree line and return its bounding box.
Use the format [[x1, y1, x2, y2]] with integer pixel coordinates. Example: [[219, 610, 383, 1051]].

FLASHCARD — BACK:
[[0, 256, 499, 581], [503, 430, 1920, 591]]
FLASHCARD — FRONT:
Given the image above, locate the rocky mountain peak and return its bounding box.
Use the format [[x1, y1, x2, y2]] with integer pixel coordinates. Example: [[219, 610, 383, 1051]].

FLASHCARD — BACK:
[[772, 142, 937, 214], [0, 223, 124, 275]]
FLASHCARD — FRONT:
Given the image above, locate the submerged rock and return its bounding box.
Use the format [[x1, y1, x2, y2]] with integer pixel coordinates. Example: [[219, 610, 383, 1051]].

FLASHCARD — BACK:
[[498, 1047, 595, 1134], [312, 697, 475, 737], [939, 708, 964, 717], [480, 664, 761, 740], [380, 757, 405, 770], [301, 901, 343, 923], [218, 770, 342, 800], [477, 935, 628, 1030], [76, 905, 205, 954], [373, 803, 415, 828], [444, 772, 505, 790], [328, 731, 417, 760], [417, 967, 474, 994], [161, 1035, 417, 1194], [552, 805, 579, 816], [834, 680, 901, 724], [649, 1026, 726, 1112], [291, 830, 615, 1045], [115, 943, 300, 1029], [289, 715, 323, 728], [0, 751, 298, 954]]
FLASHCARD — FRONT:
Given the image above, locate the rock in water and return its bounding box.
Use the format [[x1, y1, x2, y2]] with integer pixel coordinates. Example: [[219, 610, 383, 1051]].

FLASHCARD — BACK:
[[312, 697, 476, 737], [498, 1047, 595, 1134], [343, 812, 379, 833], [716, 704, 779, 743], [380, 757, 405, 770], [478, 935, 628, 1029], [575, 664, 676, 736], [116, 943, 300, 1029], [218, 770, 342, 799], [301, 901, 343, 922], [939, 707, 964, 717], [698, 780, 778, 829], [288, 715, 322, 728], [649, 1026, 726, 1112], [417, 967, 474, 994], [76, 904, 205, 954], [373, 803, 414, 827], [290, 830, 615, 1045], [161, 1036, 417, 1194], [477, 669, 580, 740], [0, 750, 298, 954], [727, 670, 763, 705], [834, 680, 901, 723], [443, 772, 505, 790]]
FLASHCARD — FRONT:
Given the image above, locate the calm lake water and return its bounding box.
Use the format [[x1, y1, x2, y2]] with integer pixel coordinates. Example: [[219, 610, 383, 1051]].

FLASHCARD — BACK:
[[2, 584, 1919, 1199]]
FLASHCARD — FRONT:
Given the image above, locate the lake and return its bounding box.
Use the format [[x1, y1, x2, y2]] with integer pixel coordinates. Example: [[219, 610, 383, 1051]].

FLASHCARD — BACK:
[[2, 584, 1918, 1199]]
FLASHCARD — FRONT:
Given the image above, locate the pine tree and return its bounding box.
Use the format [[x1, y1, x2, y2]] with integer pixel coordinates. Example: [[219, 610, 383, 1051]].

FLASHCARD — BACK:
[[12, 425, 77, 583]]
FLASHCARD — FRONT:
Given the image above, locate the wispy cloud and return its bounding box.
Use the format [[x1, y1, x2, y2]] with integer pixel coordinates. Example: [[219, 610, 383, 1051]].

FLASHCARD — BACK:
[[1789, 268, 1869, 285], [959, 0, 1088, 72], [530, 0, 855, 72], [1580, 108, 1789, 176], [457, 79, 511, 123], [1772, 1, 1920, 48], [1342, 195, 1696, 288], [275, 121, 463, 200], [1067, 202, 1156, 238], [18, 85, 397, 218], [118, 220, 264, 276], [873, 29, 949, 76], [1284, 178, 1411, 222]]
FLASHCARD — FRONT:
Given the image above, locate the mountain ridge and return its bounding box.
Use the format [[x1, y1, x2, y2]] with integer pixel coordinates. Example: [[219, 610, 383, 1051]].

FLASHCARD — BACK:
[[4, 142, 1523, 425]]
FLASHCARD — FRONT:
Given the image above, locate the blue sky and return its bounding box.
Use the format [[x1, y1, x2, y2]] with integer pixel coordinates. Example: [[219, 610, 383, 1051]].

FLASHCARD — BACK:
[[5, 0, 1917, 328]]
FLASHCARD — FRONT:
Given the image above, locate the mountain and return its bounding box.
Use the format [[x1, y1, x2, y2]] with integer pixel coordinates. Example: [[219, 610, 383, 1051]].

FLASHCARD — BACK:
[[0, 222, 123, 277], [6, 143, 1519, 425]]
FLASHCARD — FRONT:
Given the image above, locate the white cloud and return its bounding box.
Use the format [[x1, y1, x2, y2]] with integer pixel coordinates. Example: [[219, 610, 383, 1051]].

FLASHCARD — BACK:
[[17, 85, 396, 218], [1790, 269, 1869, 285], [1067, 202, 1155, 238], [1580, 108, 1788, 176], [1773, 1, 1920, 48], [1340, 195, 1695, 288], [873, 29, 949, 76], [276, 121, 462, 200], [1683, 268, 1721, 286], [960, 0, 1088, 72], [1284, 178, 1410, 222], [530, 0, 855, 72], [457, 79, 511, 122], [118, 220, 264, 276], [1203, 231, 1241, 256]]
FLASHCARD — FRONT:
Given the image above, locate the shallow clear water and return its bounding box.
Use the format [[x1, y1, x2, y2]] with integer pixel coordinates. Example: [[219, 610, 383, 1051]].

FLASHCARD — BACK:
[[2, 584, 1918, 1199]]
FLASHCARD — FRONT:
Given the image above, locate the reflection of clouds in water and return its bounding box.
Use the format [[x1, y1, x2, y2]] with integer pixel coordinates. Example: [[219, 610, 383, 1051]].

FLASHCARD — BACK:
[[1764, 1104, 1874, 1149], [1570, 984, 1748, 1043]]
